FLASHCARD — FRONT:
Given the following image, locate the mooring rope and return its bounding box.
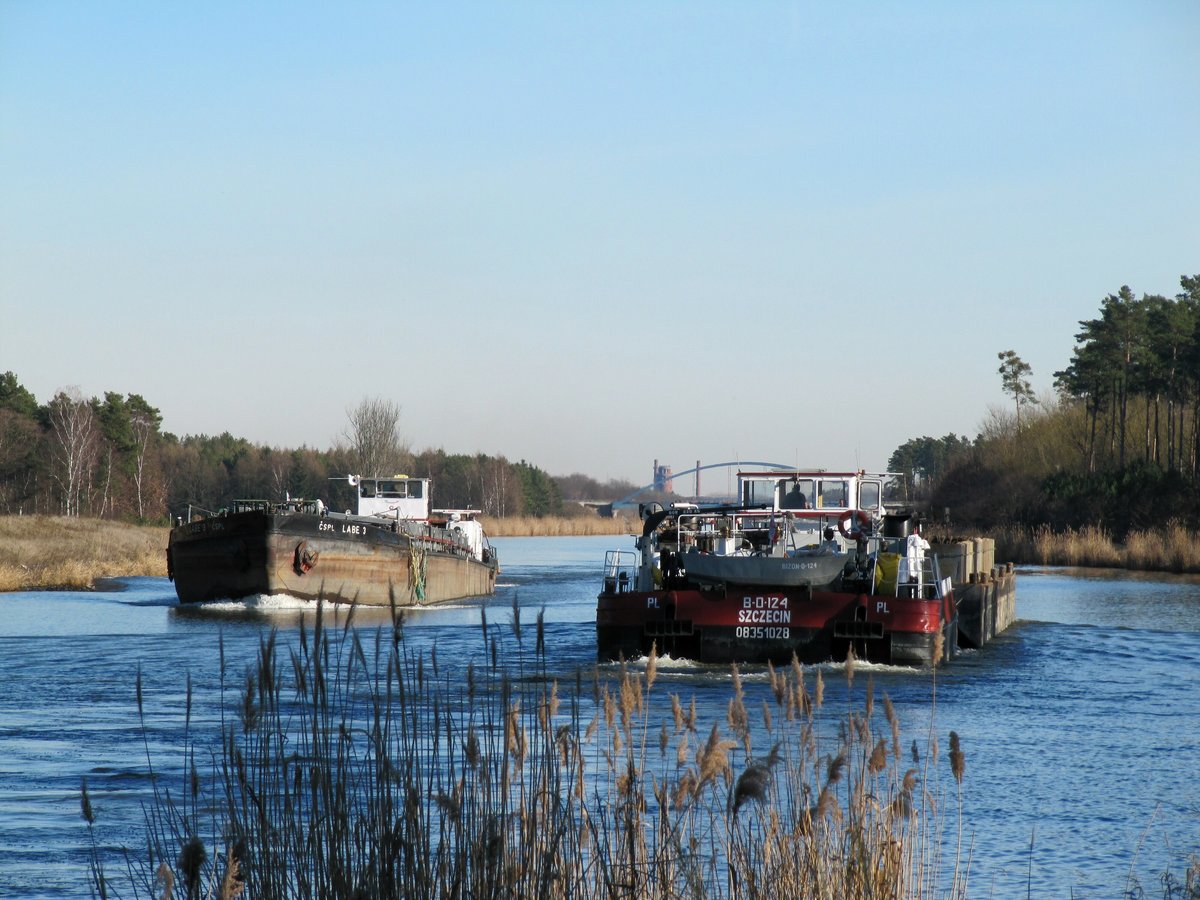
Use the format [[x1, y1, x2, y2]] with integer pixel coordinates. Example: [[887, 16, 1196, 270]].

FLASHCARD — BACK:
[[408, 542, 427, 602]]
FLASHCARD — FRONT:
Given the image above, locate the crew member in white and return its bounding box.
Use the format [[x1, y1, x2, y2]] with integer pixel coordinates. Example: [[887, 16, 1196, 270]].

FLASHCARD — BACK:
[[905, 523, 931, 594]]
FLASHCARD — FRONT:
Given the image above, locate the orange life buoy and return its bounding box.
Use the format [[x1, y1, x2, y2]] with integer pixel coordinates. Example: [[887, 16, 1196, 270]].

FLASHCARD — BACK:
[[294, 540, 319, 575], [837, 509, 872, 541]]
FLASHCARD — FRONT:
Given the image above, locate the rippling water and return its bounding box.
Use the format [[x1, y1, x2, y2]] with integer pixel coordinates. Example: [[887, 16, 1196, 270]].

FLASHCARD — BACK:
[[1, 535, 1198, 897]]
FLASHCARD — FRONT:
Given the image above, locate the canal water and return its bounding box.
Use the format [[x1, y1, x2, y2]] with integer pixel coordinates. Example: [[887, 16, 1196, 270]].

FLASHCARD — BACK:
[[1, 535, 1198, 898]]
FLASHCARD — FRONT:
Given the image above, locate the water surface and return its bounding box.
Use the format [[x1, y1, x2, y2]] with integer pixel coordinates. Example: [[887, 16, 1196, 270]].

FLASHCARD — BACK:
[[1, 537, 1197, 897]]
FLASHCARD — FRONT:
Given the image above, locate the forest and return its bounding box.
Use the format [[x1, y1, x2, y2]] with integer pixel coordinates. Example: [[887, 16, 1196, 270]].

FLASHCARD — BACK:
[[0, 384, 636, 523], [3, 274, 1197, 534], [888, 275, 1200, 537]]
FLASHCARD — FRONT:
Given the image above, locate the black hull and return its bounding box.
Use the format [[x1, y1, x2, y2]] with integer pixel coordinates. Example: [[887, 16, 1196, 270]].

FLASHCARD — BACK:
[[167, 510, 497, 606]]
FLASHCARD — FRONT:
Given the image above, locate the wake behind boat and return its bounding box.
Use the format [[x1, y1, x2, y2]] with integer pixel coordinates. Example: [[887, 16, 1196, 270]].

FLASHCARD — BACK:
[[167, 475, 498, 606]]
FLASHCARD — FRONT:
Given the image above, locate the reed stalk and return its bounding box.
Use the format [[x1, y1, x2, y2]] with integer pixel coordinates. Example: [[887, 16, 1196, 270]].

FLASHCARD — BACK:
[[84, 601, 979, 899], [6, 514, 1200, 592], [480, 514, 640, 537], [0, 513, 638, 591], [0, 515, 167, 590], [992, 522, 1200, 574]]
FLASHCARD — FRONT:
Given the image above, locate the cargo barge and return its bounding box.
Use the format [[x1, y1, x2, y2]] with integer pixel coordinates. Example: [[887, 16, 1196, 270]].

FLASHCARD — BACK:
[[596, 468, 1013, 667], [168, 475, 498, 606]]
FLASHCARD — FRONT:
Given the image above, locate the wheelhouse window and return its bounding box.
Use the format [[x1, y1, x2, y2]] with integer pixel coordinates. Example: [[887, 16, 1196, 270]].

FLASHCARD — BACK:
[[360, 478, 424, 499], [816, 480, 848, 509], [778, 478, 815, 510], [858, 481, 881, 510], [742, 479, 776, 508], [378, 480, 411, 498]]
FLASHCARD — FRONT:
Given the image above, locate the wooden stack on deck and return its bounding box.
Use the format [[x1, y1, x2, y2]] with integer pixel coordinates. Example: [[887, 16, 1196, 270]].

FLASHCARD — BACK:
[[930, 537, 1017, 650]]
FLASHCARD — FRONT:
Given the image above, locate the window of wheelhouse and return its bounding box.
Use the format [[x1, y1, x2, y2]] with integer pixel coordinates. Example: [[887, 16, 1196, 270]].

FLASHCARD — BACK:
[[858, 481, 881, 511], [778, 478, 815, 510], [742, 479, 776, 508], [377, 479, 419, 498], [816, 479, 848, 509]]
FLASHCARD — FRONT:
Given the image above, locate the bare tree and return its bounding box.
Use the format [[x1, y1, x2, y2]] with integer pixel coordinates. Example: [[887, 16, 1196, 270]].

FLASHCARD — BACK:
[[269, 450, 292, 500], [98, 444, 114, 517], [121, 395, 164, 519], [130, 414, 155, 518], [48, 387, 99, 516], [343, 397, 409, 477]]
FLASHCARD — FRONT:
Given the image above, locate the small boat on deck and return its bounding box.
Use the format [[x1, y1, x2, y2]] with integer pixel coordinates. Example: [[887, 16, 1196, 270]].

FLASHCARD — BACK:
[[597, 469, 961, 667], [167, 475, 498, 606], [679, 545, 853, 589]]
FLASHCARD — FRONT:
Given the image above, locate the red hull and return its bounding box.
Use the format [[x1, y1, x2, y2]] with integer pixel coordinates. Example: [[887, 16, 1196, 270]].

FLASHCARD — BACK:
[[596, 585, 956, 666]]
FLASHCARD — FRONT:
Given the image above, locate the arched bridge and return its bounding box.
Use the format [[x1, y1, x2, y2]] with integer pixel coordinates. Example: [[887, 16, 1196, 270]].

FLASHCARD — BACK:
[[594, 460, 798, 516]]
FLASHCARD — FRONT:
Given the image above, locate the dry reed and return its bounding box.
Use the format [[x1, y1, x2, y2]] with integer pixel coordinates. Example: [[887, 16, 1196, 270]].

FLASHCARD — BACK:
[[7, 512, 1198, 591], [83, 604, 974, 899], [0, 515, 167, 591], [994, 523, 1200, 573], [0, 513, 638, 591], [481, 514, 641, 537]]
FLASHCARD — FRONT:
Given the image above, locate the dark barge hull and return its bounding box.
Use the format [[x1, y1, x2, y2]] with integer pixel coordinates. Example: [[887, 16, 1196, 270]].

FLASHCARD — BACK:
[[167, 510, 497, 606], [596, 584, 957, 667]]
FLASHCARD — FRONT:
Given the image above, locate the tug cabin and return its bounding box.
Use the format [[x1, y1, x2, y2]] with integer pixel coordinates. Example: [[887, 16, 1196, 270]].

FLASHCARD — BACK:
[[736, 470, 897, 548], [352, 475, 431, 520]]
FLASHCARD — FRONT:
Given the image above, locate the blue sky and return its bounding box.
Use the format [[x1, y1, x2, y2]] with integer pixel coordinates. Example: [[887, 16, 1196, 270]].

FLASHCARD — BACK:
[[2, 2, 1197, 485]]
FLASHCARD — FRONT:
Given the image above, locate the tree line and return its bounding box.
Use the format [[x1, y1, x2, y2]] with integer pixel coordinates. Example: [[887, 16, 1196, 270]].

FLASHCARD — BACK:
[[25, 266, 1193, 537], [886, 274, 1200, 535], [0, 380, 635, 522]]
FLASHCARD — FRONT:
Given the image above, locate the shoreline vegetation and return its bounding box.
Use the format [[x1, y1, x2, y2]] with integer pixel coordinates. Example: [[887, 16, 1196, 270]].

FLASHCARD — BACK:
[[0, 516, 169, 592], [990, 522, 1200, 575], [0, 514, 639, 592], [3, 514, 1200, 593], [83, 603, 1200, 897], [479, 513, 641, 538], [86, 608, 976, 898]]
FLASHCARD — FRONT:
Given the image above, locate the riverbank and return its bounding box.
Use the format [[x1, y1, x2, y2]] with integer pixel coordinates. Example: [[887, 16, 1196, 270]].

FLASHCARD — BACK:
[[0, 516, 168, 592], [0, 514, 640, 591], [7, 514, 1197, 592], [480, 513, 639, 537], [992, 522, 1200, 573]]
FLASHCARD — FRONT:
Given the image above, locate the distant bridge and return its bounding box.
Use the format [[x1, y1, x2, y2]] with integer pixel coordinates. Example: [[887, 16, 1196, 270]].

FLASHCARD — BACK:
[[592, 461, 797, 516]]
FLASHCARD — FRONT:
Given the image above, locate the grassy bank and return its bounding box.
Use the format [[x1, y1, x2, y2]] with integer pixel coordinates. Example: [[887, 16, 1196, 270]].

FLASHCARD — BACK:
[[0, 516, 168, 591], [993, 523, 1200, 574], [0, 514, 638, 592], [482, 513, 640, 537], [7, 514, 1198, 593]]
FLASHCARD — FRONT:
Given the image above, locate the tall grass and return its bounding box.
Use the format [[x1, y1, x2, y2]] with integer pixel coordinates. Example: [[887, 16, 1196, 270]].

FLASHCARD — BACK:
[[82, 602, 971, 899], [0, 515, 167, 591], [994, 523, 1200, 573], [482, 514, 640, 537], [0, 513, 637, 591], [5, 511, 1199, 592]]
